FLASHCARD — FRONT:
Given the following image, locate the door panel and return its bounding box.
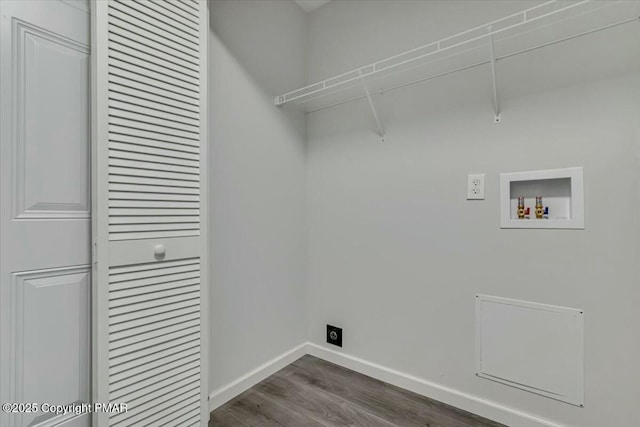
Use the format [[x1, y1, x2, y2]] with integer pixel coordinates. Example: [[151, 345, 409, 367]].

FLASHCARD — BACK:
[[11, 267, 90, 427], [93, 0, 208, 425], [17, 22, 89, 219], [107, 258, 201, 426], [0, 1, 91, 427]]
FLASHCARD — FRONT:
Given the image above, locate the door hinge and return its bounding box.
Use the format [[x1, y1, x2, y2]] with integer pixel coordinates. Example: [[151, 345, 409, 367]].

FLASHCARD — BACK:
[[93, 242, 97, 264]]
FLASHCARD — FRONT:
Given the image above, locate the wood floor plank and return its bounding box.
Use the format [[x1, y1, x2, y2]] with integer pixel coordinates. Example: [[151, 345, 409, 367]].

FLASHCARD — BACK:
[[299, 355, 506, 427], [208, 407, 249, 427], [270, 361, 300, 379], [257, 373, 398, 427], [291, 356, 485, 427], [223, 389, 325, 426], [290, 363, 467, 427], [210, 355, 508, 427]]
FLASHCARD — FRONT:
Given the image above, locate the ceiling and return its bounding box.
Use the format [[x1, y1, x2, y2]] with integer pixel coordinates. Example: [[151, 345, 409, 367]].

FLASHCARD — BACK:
[[294, 0, 332, 13]]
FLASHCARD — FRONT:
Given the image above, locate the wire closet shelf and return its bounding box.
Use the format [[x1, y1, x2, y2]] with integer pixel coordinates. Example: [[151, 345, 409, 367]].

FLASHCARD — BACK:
[[273, 0, 640, 115]]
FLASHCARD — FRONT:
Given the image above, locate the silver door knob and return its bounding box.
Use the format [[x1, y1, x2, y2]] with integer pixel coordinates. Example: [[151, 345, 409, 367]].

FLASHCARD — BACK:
[[154, 244, 166, 260]]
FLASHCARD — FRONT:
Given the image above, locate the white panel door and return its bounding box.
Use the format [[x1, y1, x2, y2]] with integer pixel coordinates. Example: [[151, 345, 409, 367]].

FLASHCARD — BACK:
[[92, 1, 208, 426], [0, 1, 91, 427]]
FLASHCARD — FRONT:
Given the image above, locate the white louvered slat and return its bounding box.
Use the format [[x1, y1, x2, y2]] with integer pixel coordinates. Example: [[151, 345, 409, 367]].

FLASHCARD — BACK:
[[109, 186, 200, 197], [108, 339, 200, 375], [108, 98, 200, 127], [109, 74, 198, 110], [109, 166, 198, 182], [110, 294, 200, 322], [109, 258, 198, 273], [108, 14, 199, 61], [109, 181, 200, 193], [109, 293, 200, 321], [114, 375, 200, 416], [110, 362, 200, 398], [109, 26, 198, 71], [111, 225, 199, 240], [110, 44, 198, 88], [109, 217, 199, 227], [108, 299, 200, 329], [109, 339, 200, 394], [109, 193, 198, 203], [97, 1, 206, 424], [109, 336, 200, 374], [110, 0, 198, 44], [115, 0, 199, 39], [108, 71, 198, 105], [110, 208, 199, 217], [109, 108, 199, 134], [112, 378, 200, 412], [109, 229, 199, 240], [152, 0, 199, 26], [113, 391, 200, 427], [110, 311, 201, 342], [109, 283, 200, 308], [111, 282, 200, 303], [109, 124, 199, 147], [110, 353, 200, 391], [169, 0, 199, 16], [109, 198, 199, 208], [110, 315, 200, 345], [159, 409, 201, 427], [110, 271, 199, 290], [136, 0, 199, 33], [109, 140, 199, 162], [148, 404, 199, 427], [157, 412, 200, 427], [109, 140, 199, 160], [156, 407, 201, 427], [110, 229, 199, 240], [109, 319, 200, 352], [108, 56, 199, 94], [110, 358, 200, 399], [108, 116, 200, 140], [181, 0, 200, 8], [109, 157, 199, 174], [112, 322, 200, 352], [109, 82, 199, 115]]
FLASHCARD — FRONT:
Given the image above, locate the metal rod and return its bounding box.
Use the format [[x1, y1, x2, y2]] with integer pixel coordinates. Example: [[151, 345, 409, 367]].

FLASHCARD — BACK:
[[488, 27, 500, 122], [499, 15, 640, 61], [304, 15, 639, 114], [359, 72, 385, 141]]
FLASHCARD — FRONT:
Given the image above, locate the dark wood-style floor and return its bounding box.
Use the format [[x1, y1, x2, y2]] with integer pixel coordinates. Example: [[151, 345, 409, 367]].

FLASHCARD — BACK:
[[210, 355, 507, 427]]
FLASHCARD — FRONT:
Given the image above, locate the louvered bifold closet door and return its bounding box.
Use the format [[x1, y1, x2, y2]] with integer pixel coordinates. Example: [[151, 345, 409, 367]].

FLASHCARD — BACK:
[[92, 1, 208, 426]]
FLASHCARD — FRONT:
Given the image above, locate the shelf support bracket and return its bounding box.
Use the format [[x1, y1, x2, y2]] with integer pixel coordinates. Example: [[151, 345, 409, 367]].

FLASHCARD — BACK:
[[359, 72, 385, 141], [488, 27, 501, 123]]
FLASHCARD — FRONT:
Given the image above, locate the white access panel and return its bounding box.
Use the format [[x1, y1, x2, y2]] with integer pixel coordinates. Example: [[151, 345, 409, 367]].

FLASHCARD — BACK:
[[475, 295, 584, 406], [92, 0, 208, 426]]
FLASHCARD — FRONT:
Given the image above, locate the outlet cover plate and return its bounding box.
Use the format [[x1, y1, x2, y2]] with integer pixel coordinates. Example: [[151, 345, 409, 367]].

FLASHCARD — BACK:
[[467, 173, 485, 200], [327, 325, 342, 347]]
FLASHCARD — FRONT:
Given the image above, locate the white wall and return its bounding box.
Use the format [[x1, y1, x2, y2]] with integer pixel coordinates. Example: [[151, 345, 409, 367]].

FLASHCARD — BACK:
[[208, 0, 308, 394], [206, 1, 640, 424], [306, 2, 640, 427]]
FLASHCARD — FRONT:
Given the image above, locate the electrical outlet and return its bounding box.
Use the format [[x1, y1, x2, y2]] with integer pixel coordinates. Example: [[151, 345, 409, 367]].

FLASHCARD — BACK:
[[467, 174, 485, 200], [326, 325, 342, 347]]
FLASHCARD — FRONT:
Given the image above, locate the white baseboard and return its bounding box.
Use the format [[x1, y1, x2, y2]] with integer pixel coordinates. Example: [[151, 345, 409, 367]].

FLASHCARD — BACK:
[[306, 343, 570, 427], [209, 342, 569, 427], [208, 342, 308, 411]]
